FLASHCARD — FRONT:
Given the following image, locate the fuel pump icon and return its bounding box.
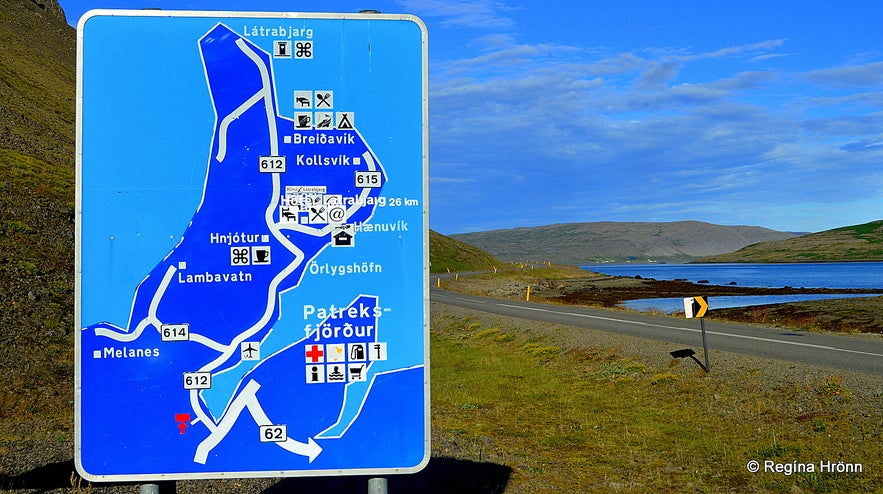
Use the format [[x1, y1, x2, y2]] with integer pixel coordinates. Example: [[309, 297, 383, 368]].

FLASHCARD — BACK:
[[350, 343, 365, 360]]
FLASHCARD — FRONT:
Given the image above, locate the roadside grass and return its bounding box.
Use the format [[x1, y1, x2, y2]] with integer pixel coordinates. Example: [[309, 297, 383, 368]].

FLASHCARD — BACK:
[[486, 263, 604, 282], [438, 263, 608, 302], [0, 148, 74, 204], [430, 313, 881, 493]]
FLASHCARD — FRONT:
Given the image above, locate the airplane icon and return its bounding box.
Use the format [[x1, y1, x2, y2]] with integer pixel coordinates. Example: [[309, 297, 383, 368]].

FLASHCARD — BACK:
[[241, 342, 260, 360]]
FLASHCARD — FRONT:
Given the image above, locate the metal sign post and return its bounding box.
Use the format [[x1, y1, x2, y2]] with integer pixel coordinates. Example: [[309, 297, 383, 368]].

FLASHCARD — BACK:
[[368, 477, 388, 494], [680, 296, 710, 371], [76, 10, 429, 482], [700, 317, 710, 371]]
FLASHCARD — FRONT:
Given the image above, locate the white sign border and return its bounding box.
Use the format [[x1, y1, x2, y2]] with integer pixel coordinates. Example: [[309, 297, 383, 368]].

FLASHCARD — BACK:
[[74, 9, 430, 482]]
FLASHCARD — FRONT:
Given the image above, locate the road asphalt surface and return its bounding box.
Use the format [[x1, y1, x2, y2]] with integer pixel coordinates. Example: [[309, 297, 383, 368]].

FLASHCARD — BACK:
[[431, 277, 883, 376]]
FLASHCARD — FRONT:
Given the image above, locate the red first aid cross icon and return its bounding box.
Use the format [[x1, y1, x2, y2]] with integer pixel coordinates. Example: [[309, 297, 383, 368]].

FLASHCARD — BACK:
[[305, 344, 325, 363]]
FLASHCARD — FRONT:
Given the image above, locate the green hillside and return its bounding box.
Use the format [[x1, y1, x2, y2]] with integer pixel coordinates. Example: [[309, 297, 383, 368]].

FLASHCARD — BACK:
[[429, 230, 501, 273], [696, 220, 883, 262]]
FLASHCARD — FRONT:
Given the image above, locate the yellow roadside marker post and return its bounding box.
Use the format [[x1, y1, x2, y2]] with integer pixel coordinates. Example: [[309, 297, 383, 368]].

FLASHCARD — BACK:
[[672, 296, 710, 371]]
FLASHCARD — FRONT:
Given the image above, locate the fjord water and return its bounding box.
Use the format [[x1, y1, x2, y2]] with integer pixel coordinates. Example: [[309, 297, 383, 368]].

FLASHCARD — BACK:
[[583, 262, 883, 289], [582, 262, 883, 312]]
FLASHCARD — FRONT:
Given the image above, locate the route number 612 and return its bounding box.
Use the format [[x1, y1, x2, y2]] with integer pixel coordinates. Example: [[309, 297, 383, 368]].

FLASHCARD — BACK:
[[260, 424, 288, 443], [355, 171, 382, 188], [183, 372, 211, 390], [259, 156, 286, 173]]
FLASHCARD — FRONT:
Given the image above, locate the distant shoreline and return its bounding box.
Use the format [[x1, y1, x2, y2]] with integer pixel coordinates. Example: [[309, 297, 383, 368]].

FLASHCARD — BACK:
[[441, 267, 883, 334]]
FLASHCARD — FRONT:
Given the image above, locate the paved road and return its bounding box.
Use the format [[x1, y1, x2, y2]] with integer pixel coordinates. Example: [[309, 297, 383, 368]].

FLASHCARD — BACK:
[[430, 277, 883, 375]]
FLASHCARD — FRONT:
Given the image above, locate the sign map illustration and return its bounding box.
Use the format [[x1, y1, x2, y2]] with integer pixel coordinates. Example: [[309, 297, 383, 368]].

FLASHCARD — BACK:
[[76, 11, 428, 481]]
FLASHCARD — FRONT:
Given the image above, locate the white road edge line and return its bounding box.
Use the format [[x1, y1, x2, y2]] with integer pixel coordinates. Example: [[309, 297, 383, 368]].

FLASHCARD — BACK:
[[495, 303, 883, 359]]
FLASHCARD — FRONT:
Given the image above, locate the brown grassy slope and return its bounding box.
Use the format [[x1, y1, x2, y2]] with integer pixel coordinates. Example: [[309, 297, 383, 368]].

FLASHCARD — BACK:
[[0, 0, 76, 448], [0, 0, 75, 168]]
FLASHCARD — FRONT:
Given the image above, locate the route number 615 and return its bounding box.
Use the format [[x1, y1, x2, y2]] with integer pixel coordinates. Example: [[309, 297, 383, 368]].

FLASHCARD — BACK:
[[260, 424, 288, 443], [355, 171, 382, 188]]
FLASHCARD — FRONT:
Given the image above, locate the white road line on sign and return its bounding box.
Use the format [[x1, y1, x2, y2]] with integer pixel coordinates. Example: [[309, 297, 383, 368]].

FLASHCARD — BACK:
[[236, 39, 278, 157], [215, 91, 264, 163], [95, 265, 178, 342], [194, 380, 322, 464]]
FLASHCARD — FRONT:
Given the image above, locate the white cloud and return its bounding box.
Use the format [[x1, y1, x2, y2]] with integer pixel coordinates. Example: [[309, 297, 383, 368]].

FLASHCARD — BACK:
[[661, 39, 788, 63], [802, 61, 883, 87], [635, 62, 681, 89], [749, 53, 794, 63], [422, 10, 883, 233], [394, 0, 517, 28]]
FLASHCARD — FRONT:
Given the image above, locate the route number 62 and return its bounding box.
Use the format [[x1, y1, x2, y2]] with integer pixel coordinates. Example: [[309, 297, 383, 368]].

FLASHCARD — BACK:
[[260, 424, 288, 443]]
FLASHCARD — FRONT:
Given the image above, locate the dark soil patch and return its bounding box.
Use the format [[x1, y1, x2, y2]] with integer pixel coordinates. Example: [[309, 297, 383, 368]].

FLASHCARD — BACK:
[[548, 277, 880, 308]]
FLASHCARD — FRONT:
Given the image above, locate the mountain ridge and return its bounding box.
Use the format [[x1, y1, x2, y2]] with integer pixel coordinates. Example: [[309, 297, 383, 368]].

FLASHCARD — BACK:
[[452, 221, 800, 264]]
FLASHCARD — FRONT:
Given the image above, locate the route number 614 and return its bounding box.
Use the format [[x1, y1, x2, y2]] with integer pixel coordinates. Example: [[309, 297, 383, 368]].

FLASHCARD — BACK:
[[161, 323, 190, 341]]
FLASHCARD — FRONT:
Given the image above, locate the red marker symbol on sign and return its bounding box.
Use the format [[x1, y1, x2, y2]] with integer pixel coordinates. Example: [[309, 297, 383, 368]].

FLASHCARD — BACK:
[[176, 413, 191, 434]]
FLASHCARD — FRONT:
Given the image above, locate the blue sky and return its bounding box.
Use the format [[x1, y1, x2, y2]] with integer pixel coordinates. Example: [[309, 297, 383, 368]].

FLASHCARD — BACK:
[[62, 0, 883, 234]]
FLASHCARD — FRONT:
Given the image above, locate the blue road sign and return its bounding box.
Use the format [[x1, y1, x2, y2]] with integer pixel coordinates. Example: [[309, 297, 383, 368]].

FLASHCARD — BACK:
[[75, 10, 428, 481]]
